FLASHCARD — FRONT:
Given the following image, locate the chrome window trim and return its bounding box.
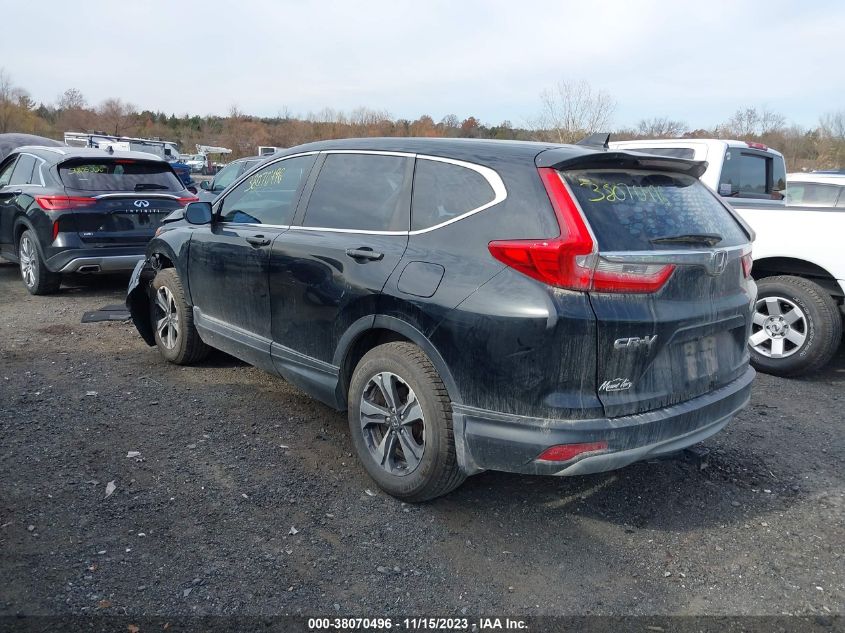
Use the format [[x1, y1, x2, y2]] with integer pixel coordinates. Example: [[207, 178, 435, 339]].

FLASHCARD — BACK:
[[290, 225, 407, 236], [323, 149, 417, 158], [298, 151, 509, 236], [212, 149, 511, 236], [407, 155, 508, 235]]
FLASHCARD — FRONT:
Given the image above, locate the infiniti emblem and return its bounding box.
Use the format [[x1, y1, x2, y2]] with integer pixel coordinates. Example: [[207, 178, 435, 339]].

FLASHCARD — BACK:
[[134, 200, 150, 208], [709, 249, 728, 275]]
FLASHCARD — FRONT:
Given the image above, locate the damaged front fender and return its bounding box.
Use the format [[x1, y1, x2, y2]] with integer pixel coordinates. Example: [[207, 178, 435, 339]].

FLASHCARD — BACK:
[[126, 257, 157, 346]]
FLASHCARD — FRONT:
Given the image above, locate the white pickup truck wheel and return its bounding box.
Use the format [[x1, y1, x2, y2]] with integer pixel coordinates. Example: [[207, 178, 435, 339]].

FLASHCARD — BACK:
[[750, 276, 842, 376]]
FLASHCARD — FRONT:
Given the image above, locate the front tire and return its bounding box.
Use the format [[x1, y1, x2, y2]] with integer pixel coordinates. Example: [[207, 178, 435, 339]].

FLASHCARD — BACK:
[[348, 342, 466, 502], [150, 268, 210, 365], [18, 230, 61, 295], [749, 275, 842, 376]]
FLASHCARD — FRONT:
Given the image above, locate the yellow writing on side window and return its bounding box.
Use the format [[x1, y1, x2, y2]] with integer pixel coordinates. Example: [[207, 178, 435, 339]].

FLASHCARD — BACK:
[[576, 177, 669, 205], [245, 166, 287, 192], [68, 164, 107, 175]]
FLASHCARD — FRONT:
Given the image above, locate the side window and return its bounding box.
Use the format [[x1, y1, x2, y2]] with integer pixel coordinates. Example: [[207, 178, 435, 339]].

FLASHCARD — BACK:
[[0, 157, 17, 187], [9, 155, 36, 185], [836, 189, 845, 208], [211, 161, 241, 191], [738, 153, 767, 195], [719, 150, 781, 199], [799, 183, 841, 206], [303, 154, 411, 231], [785, 183, 806, 205], [411, 158, 496, 230], [219, 154, 316, 225]]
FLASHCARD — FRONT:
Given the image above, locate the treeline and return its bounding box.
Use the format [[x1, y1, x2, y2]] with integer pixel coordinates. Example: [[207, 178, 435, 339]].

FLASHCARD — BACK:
[[1, 70, 842, 171]]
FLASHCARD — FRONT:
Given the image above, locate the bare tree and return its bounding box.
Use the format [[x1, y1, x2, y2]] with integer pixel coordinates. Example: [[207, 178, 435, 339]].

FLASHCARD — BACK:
[[0, 68, 32, 133], [97, 98, 136, 136], [57, 88, 86, 111], [536, 79, 616, 143], [720, 106, 786, 138], [817, 110, 845, 168], [636, 116, 688, 138]]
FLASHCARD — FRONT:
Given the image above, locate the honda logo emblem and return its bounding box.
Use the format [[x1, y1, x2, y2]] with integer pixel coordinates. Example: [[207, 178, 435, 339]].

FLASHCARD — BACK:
[[134, 200, 150, 208], [708, 249, 728, 276]]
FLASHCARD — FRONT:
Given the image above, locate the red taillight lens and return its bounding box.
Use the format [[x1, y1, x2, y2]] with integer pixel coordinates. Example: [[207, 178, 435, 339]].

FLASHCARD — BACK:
[[746, 141, 768, 151], [537, 441, 608, 462], [177, 196, 199, 205], [741, 252, 753, 278], [51, 221, 60, 241], [488, 168, 674, 293], [35, 195, 96, 211]]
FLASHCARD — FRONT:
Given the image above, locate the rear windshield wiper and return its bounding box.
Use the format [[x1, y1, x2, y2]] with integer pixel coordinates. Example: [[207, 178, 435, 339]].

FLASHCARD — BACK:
[[134, 183, 169, 191], [650, 233, 723, 247]]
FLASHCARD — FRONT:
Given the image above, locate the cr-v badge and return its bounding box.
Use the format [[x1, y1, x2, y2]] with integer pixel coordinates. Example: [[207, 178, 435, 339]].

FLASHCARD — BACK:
[[614, 335, 657, 350]]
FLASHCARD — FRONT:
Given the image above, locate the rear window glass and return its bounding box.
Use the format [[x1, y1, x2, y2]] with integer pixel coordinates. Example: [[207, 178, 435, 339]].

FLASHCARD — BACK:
[[564, 170, 748, 251], [411, 159, 495, 230], [718, 150, 785, 199], [59, 160, 183, 192]]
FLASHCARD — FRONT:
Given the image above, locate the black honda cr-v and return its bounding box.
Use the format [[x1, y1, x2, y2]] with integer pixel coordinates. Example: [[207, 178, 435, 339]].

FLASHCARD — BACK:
[[0, 145, 196, 294], [126, 137, 756, 501]]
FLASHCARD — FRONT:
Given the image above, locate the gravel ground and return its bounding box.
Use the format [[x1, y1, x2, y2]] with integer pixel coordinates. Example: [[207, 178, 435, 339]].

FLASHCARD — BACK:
[[0, 261, 843, 618]]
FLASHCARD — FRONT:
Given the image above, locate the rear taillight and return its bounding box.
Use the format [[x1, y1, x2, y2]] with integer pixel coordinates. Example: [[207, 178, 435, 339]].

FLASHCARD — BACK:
[[537, 441, 608, 462], [746, 141, 768, 151], [35, 195, 96, 211], [487, 168, 674, 293], [177, 196, 199, 205], [741, 252, 753, 278], [51, 221, 60, 241]]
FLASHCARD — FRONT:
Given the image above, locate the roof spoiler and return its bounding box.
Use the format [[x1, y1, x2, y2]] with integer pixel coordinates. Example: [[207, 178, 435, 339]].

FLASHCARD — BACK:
[[575, 132, 610, 149], [536, 148, 708, 179]]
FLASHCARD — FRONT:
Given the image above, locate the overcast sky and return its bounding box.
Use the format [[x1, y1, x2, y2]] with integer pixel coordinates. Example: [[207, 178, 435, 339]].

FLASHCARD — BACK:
[[2, 0, 843, 130]]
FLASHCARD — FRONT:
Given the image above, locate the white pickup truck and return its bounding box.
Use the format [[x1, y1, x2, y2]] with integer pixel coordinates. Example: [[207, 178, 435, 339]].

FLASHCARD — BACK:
[[609, 138, 844, 376]]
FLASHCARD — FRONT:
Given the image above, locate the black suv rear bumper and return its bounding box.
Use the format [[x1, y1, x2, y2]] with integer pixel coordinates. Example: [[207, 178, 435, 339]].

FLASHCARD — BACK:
[[453, 366, 754, 476], [46, 247, 146, 274]]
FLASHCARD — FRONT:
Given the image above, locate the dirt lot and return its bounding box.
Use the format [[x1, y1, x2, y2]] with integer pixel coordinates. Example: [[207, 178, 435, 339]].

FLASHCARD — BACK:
[[0, 261, 843, 618]]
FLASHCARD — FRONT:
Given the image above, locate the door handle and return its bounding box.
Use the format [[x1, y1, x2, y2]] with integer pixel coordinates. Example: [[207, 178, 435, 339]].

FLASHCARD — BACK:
[[245, 235, 271, 247], [346, 248, 384, 261]]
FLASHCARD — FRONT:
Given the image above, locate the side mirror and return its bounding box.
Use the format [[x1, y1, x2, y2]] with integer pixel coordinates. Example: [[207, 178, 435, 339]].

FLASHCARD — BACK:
[[184, 201, 213, 225], [199, 180, 211, 190]]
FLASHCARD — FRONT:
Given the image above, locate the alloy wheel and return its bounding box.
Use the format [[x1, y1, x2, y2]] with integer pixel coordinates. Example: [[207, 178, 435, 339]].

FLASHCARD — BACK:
[[359, 371, 426, 476], [154, 286, 180, 349], [19, 235, 36, 288], [749, 296, 807, 359]]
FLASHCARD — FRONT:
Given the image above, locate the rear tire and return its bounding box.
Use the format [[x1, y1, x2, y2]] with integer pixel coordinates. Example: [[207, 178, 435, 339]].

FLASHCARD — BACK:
[[18, 230, 61, 295], [749, 275, 842, 376], [348, 342, 466, 502], [150, 268, 210, 365]]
